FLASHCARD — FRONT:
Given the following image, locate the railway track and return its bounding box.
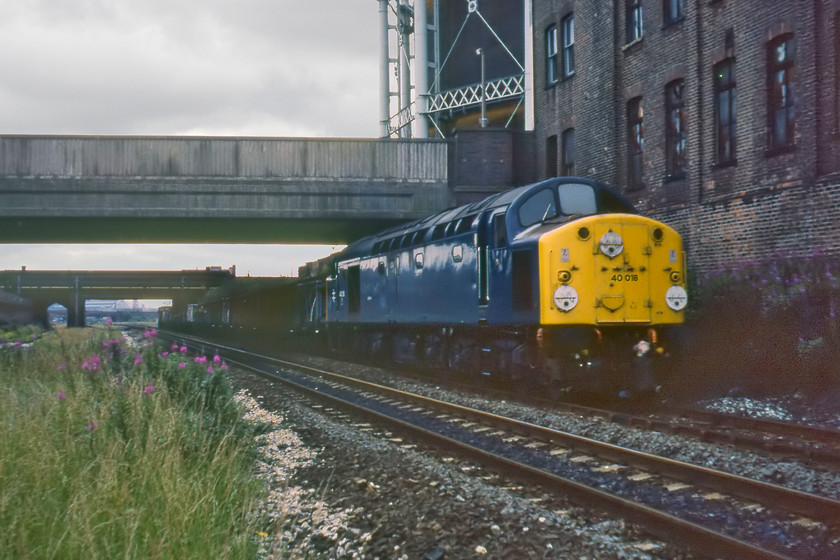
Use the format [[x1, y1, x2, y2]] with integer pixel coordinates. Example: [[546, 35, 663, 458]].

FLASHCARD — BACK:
[[161, 331, 840, 559], [545, 400, 840, 470]]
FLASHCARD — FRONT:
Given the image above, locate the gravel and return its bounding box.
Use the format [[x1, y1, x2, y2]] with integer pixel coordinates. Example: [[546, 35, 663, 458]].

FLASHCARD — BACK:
[[227, 355, 840, 559]]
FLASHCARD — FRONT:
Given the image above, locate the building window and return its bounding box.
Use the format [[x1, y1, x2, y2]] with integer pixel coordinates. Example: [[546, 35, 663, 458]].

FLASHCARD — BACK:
[[561, 14, 575, 78], [546, 134, 558, 176], [562, 128, 575, 175], [714, 58, 736, 165], [663, 0, 684, 25], [627, 97, 644, 189], [665, 80, 686, 178], [626, 0, 643, 43], [767, 34, 795, 152], [546, 25, 558, 86]]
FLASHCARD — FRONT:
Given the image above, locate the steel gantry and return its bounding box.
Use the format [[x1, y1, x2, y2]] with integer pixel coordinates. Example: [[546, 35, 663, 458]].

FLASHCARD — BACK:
[[378, 0, 532, 139]]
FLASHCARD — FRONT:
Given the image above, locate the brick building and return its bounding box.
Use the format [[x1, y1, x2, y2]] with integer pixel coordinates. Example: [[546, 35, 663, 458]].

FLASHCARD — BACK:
[[531, 0, 840, 274]]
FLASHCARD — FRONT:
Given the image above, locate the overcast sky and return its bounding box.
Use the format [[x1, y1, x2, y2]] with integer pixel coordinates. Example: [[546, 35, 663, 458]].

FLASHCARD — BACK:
[[0, 0, 382, 280]]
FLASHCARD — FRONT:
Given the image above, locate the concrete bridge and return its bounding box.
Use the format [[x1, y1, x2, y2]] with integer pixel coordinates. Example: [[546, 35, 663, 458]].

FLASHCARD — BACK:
[[0, 267, 234, 326], [0, 132, 532, 244]]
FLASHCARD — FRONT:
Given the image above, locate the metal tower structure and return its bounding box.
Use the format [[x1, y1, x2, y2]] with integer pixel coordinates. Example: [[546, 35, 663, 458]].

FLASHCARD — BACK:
[[379, 0, 532, 139]]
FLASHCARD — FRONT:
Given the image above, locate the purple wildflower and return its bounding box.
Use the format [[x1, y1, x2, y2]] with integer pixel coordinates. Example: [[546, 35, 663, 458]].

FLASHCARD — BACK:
[[206, 366, 214, 375], [133, 355, 143, 366], [220, 363, 229, 371], [213, 354, 222, 364], [178, 362, 186, 370], [57, 363, 67, 371], [142, 385, 154, 395], [82, 356, 101, 372], [87, 421, 98, 431], [179, 345, 188, 354], [57, 392, 66, 400]]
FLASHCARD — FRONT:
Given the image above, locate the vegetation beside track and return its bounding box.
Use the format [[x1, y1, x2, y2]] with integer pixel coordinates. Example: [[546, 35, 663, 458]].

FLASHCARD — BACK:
[[0, 325, 268, 560]]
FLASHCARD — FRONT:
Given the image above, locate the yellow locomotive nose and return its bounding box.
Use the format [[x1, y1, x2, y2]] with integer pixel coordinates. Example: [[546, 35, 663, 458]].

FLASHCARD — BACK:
[[538, 214, 686, 326]]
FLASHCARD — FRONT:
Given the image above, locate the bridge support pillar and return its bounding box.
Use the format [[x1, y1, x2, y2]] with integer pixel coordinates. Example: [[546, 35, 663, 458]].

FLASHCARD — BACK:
[[67, 299, 86, 328]]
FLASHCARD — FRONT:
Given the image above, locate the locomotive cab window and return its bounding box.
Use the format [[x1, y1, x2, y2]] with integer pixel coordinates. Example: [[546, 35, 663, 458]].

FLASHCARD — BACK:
[[518, 188, 557, 227], [557, 183, 598, 216]]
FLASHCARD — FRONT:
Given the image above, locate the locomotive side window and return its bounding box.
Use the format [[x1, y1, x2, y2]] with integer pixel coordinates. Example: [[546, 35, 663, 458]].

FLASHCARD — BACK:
[[452, 244, 463, 262], [518, 188, 557, 227], [512, 250, 533, 310], [456, 215, 476, 234], [556, 183, 597, 215], [493, 213, 508, 247], [347, 265, 361, 314]]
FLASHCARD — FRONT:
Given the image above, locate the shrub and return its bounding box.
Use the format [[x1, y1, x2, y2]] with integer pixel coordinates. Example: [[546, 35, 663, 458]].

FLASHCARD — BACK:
[[0, 327, 263, 559]]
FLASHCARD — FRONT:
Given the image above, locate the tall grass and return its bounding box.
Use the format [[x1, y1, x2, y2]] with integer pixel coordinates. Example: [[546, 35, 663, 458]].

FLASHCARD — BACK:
[[0, 327, 263, 560]]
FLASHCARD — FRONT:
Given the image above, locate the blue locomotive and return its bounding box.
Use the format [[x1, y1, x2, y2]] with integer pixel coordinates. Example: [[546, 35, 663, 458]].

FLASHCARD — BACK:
[[297, 177, 688, 395]]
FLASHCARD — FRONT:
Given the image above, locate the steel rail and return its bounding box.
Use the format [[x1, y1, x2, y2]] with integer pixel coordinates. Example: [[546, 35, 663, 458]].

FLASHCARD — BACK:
[[664, 405, 840, 446], [276, 357, 840, 522], [162, 333, 835, 558], [210, 349, 796, 560], [563, 401, 840, 468], [167, 331, 840, 522]]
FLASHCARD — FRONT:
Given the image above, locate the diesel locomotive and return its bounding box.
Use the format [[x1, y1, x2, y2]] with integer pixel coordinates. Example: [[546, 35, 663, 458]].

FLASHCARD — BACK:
[[294, 177, 688, 395]]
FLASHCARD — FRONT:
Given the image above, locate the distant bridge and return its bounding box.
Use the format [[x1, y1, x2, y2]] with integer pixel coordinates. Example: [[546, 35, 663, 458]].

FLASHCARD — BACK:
[[0, 131, 530, 243], [0, 268, 234, 326]]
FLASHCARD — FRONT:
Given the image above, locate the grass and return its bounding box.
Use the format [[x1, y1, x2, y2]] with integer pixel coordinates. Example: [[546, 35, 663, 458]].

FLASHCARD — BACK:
[[0, 326, 265, 560]]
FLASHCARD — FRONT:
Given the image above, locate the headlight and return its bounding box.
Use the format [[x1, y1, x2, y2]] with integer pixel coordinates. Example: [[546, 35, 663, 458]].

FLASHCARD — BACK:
[[665, 286, 688, 311], [599, 231, 623, 258], [554, 285, 579, 312]]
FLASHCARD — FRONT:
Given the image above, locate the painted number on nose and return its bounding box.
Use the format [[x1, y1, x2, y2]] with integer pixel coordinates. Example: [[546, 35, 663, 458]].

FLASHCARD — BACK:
[[611, 274, 639, 282]]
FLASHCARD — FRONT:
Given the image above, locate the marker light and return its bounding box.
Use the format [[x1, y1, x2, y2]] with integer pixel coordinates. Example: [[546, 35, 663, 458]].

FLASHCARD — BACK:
[[665, 286, 688, 311], [554, 285, 579, 311], [599, 231, 623, 258]]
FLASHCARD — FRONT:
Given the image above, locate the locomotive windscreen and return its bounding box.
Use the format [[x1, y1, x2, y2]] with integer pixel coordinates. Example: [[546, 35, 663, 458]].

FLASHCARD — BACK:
[[518, 182, 631, 228]]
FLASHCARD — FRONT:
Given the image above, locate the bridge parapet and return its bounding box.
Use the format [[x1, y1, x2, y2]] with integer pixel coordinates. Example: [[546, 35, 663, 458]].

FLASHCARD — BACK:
[[0, 135, 451, 243], [0, 135, 449, 181]]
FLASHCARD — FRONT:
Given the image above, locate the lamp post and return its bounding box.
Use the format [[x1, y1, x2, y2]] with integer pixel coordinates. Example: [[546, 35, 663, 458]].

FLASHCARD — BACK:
[[476, 48, 489, 128]]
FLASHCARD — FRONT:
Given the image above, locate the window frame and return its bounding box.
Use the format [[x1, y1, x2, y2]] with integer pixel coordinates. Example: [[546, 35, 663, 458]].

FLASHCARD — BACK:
[[627, 97, 645, 189], [561, 128, 575, 176], [561, 13, 575, 78], [714, 58, 737, 166], [546, 25, 559, 86], [663, 0, 684, 26], [766, 33, 795, 153], [665, 80, 686, 178], [626, 0, 643, 44]]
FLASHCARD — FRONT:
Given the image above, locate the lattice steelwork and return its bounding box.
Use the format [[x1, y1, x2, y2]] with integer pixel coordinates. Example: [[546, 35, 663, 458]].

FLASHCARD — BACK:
[[380, 0, 527, 139], [427, 74, 525, 113]]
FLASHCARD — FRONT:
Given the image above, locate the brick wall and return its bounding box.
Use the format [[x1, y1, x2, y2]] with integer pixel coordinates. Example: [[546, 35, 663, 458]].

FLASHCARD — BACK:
[[532, 0, 840, 274]]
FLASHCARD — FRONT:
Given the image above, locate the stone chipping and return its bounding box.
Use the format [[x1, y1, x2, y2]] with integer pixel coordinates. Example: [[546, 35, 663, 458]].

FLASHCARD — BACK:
[[229, 357, 840, 559]]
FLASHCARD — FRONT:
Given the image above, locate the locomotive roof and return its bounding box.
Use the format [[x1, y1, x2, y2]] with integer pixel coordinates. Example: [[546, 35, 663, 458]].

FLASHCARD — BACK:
[[334, 177, 635, 262]]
